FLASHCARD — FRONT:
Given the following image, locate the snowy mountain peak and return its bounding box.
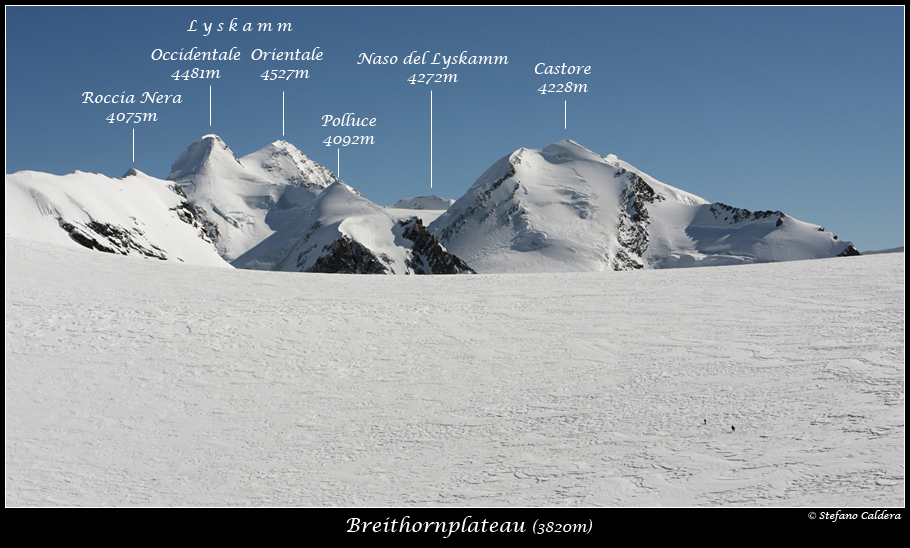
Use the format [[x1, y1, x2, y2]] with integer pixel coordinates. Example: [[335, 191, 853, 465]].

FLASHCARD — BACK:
[[5, 169, 227, 266], [316, 180, 362, 206], [232, 178, 475, 275], [267, 139, 296, 150], [241, 140, 342, 190], [167, 134, 244, 183], [547, 138, 586, 151], [430, 140, 857, 272], [256, 139, 302, 157], [7, 134, 859, 275], [160, 135, 365, 263], [537, 139, 612, 166]]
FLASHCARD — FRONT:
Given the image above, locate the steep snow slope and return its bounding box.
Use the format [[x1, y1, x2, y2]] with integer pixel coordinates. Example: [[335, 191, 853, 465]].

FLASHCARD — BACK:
[[430, 140, 857, 273], [6, 236, 903, 506], [5, 169, 228, 267]]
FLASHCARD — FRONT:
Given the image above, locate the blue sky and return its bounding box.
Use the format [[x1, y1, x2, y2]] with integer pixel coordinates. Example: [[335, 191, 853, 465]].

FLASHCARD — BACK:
[[6, 6, 904, 251]]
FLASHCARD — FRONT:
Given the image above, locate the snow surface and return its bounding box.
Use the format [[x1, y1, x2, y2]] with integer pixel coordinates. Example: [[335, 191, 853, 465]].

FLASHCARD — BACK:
[[5, 236, 904, 506]]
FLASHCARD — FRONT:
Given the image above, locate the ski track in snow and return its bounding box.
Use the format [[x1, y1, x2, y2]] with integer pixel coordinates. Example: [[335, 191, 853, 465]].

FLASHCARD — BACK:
[[5, 237, 904, 506]]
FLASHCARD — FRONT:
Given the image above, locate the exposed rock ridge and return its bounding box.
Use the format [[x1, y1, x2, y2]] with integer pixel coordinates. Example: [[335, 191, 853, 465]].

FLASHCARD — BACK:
[[614, 172, 664, 270], [306, 236, 392, 274], [710, 202, 785, 226], [399, 218, 475, 274]]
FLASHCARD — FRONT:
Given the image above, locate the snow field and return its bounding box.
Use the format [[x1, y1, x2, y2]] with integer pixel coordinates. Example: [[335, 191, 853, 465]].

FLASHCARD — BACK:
[[5, 237, 904, 506]]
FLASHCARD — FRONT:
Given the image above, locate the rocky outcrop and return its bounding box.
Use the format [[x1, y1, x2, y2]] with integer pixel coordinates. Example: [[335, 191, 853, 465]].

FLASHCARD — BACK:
[[167, 183, 219, 245], [614, 172, 664, 270], [300, 219, 475, 275], [709, 202, 785, 226], [399, 218, 475, 274], [57, 182, 215, 261], [306, 236, 392, 274], [837, 245, 861, 257], [59, 219, 168, 259]]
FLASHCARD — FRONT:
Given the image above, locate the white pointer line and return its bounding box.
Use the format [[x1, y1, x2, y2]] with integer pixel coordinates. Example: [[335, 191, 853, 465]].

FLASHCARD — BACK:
[[564, 100, 567, 129], [337, 148, 340, 179], [282, 92, 285, 136], [132, 128, 135, 162], [430, 90, 433, 189], [209, 85, 212, 127]]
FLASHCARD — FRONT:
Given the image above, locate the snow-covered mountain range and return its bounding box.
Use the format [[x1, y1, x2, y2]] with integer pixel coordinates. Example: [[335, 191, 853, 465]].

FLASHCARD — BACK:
[[166, 134, 348, 262], [430, 140, 858, 272], [168, 135, 471, 274], [5, 135, 858, 274], [231, 181, 473, 274]]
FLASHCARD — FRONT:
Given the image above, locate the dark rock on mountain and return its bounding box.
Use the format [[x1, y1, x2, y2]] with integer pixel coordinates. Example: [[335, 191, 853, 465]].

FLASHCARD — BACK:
[[307, 236, 392, 274], [399, 217, 475, 274]]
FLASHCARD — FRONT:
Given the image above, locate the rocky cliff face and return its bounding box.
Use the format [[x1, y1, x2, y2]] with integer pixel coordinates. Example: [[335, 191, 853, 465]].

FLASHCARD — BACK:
[[398, 218, 475, 274], [614, 170, 665, 270], [709, 203, 785, 226], [58, 219, 167, 259], [435, 164, 517, 244], [306, 235, 392, 274], [286, 218, 475, 275], [291, 218, 475, 275]]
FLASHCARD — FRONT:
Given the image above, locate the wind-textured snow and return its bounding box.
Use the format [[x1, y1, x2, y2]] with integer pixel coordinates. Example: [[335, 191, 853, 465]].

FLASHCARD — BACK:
[[5, 236, 903, 506]]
